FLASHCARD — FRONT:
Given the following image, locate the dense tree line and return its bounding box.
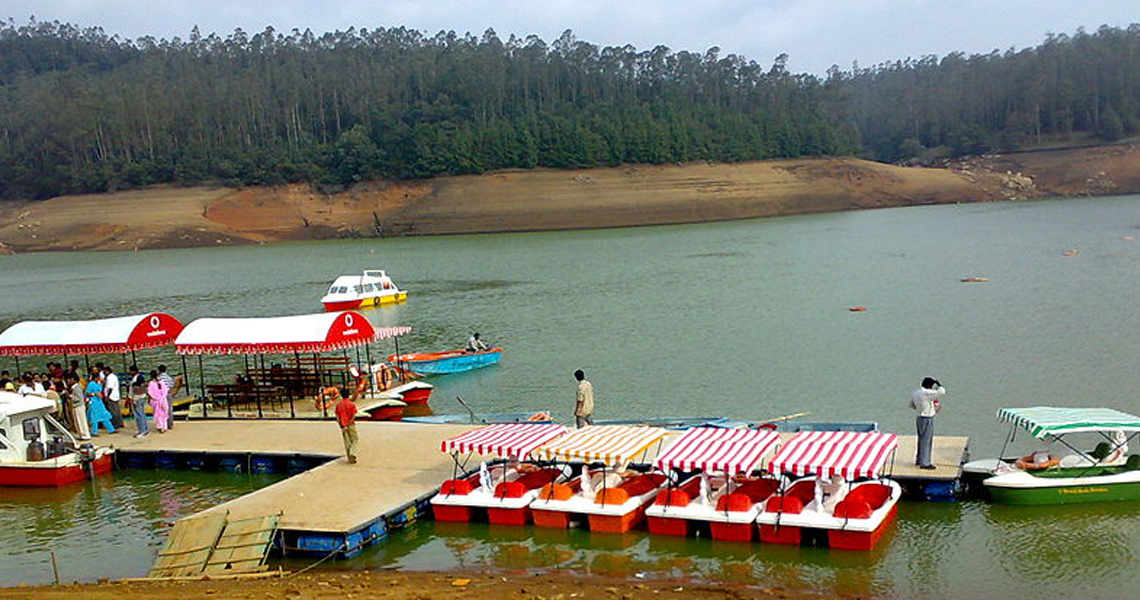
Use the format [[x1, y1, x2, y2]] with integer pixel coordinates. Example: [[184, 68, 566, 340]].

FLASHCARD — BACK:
[[847, 24, 1140, 161], [0, 20, 852, 199], [1, 19, 1140, 200]]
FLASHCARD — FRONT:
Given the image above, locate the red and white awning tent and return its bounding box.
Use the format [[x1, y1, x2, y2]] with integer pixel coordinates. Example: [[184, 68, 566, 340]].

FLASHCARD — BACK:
[[767, 430, 898, 480], [0, 313, 184, 356], [535, 425, 669, 466], [654, 427, 781, 475], [441, 423, 570, 459], [175, 311, 409, 355]]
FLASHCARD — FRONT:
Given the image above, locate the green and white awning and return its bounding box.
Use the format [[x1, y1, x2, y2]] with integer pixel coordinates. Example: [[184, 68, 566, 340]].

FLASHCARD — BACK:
[[997, 407, 1140, 438]]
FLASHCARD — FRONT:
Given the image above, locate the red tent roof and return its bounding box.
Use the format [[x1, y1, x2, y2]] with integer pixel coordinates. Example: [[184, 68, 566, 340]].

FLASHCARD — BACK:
[[768, 430, 898, 480]]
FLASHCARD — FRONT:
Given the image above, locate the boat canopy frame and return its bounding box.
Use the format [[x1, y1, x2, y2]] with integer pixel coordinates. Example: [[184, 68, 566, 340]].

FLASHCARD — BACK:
[[995, 407, 1140, 474]]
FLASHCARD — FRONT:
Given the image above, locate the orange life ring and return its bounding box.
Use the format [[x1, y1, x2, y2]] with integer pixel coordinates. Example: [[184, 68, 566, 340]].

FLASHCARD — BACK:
[[316, 386, 340, 411], [527, 411, 552, 422], [1016, 454, 1059, 470]]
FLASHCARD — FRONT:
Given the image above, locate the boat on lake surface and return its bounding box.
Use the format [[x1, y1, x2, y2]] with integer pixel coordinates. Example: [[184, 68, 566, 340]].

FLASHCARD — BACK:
[[0, 391, 114, 487], [757, 430, 901, 550], [321, 270, 407, 311], [388, 348, 502, 375], [963, 407, 1140, 505]]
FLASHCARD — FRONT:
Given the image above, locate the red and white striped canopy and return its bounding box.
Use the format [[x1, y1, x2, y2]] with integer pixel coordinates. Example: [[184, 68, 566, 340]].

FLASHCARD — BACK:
[[768, 430, 898, 479], [441, 423, 569, 459], [535, 425, 668, 465], [654, 427, 780, 475]]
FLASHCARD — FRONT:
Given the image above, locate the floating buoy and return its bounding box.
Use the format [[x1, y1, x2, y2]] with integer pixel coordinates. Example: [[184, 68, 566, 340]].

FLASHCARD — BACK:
[[960, 277, 989, 283], [1122, 236, 1134, 241], [1062, 250, 1080, 256], [848, 306, 868, 312]]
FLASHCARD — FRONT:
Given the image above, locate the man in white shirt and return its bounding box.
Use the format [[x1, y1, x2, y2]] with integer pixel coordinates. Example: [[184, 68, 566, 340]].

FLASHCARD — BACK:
[[909, 377, 945, 470], [102, 366, 125, 429], [466, 333, 489, 353], [17, 375, 46, 397]]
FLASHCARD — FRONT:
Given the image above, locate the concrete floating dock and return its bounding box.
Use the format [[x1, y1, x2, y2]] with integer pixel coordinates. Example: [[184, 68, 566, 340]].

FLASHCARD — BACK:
[[117, 421, 476, 557], [114, 422, 969, 557]]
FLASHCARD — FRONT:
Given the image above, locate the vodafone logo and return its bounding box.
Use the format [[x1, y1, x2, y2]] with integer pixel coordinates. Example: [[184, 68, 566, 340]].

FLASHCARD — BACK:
[[344, 314, 354, 327], [150, 316, 161, 329]]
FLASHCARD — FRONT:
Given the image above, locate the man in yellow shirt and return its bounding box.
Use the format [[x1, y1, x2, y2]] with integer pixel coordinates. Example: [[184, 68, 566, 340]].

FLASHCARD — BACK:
[[574, 369, 594, 428]]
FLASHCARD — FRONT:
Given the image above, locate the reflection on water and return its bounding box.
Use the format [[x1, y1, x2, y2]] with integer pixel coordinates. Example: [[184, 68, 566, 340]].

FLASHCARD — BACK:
[[0, 470, 281, 586], [302, 499, 1140, 600]]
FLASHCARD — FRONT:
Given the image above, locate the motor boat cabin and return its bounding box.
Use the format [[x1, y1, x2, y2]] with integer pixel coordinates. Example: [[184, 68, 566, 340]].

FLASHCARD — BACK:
[[0, 392, 114, 487], [321, 271, 407, 312]]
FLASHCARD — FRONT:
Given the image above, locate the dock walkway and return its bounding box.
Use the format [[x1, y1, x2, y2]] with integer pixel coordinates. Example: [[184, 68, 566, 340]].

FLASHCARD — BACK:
[[117, 421, 476, 556]]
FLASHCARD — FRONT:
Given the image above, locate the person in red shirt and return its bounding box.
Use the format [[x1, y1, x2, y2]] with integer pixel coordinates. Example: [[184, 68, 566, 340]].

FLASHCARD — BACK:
[[334, 387, 359, 464]]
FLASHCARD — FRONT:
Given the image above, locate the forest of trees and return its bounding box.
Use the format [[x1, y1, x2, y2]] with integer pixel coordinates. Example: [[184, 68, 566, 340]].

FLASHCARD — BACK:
[[1, 19, 1139, 200]]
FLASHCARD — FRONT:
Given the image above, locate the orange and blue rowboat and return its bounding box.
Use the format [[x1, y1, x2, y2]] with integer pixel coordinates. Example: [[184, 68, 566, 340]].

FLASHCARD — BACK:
[[388, 348, 502, 375]]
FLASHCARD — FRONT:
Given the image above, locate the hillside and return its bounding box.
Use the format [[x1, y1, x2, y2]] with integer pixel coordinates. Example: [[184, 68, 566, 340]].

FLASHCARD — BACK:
[[5, 144, 1133, 254]]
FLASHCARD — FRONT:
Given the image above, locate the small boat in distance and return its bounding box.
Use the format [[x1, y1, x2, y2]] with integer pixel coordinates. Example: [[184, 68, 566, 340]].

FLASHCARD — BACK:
[[321, 270, 407, 311], [389, 347, 502, 375]]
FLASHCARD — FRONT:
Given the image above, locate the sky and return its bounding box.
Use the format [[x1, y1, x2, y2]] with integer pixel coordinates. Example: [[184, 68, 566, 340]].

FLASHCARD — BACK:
[[4, 0, 1140, 74]]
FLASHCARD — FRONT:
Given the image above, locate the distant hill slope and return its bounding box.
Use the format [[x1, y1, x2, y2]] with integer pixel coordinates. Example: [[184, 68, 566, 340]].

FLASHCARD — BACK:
[[2, 146, 1138, 254]]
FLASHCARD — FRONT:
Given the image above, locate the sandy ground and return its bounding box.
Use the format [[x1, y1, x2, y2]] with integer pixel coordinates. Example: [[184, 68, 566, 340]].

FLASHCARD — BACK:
[[3, 145, 1139, 254], [0, 570, 849, 600]]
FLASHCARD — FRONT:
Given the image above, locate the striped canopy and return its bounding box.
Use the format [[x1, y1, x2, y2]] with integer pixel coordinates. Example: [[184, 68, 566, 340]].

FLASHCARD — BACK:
[[654, 427, 780, 475], [768, 430, 898, 479], [441, 423, 569, 458], [535, 425, 668, 465], [997, 407, 1140, 438]]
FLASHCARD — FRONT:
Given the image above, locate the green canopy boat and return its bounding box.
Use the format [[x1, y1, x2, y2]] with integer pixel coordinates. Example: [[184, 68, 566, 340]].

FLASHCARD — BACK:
[[963, 407, 1140, 505]]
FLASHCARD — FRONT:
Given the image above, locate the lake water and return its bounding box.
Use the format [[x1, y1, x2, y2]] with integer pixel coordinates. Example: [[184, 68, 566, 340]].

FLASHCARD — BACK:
[[3, 195, 1140, 597]]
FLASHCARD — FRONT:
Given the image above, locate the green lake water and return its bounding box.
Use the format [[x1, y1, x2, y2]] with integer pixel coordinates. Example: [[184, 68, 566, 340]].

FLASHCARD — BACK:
[[3, 195, 1140, 597]]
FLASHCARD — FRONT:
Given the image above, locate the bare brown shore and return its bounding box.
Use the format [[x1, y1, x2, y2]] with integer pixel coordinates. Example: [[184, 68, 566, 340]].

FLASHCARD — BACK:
[[2, 144, 1139, 254], [0, 569, 853, 600]]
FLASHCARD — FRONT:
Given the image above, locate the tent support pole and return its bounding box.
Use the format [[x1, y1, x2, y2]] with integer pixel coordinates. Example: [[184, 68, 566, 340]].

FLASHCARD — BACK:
[[130, 350, 137, 368], [197, 355, 207, 420], [14, 356, 19, 374]]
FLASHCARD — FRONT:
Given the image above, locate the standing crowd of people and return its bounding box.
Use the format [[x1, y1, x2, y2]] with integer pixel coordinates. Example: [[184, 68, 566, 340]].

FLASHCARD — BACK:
[[0, 361, 179, 440]]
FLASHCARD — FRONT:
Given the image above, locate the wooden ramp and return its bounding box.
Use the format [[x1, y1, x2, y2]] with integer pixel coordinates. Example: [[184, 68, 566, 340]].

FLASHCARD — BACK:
[[204, 514, 281, 575], [150, 512, 280, 579], [149, 513, 228, 578]]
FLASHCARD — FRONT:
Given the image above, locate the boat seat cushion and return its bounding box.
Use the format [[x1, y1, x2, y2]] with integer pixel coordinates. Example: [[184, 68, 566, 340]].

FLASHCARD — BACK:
[[513, 468, 561, 490], [715, 492, 754, 513], [846, 483, 891, 509], [618, 473, 667, 496], [539, 483, 575, 501], [495, 481, 527, 499], [833, 499, 873, 519], [654, 489, 691, 507], [786, 480, 816, 505], [440, 478, 475, 496], [732, 479, 778, 502], [764, 494, 803, 515]]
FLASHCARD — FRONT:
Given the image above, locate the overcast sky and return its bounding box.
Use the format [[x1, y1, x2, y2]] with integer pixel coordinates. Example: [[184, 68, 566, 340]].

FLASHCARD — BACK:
[[4, 0, 1139, 74]]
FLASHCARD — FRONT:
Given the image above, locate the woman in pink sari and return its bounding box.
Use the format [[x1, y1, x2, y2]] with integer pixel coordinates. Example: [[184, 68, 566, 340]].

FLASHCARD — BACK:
[[148, 370, 170, 433]]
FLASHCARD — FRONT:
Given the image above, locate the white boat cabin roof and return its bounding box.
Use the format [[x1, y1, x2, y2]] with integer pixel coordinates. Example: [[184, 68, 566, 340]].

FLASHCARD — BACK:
[[0, 391, 63, 462]]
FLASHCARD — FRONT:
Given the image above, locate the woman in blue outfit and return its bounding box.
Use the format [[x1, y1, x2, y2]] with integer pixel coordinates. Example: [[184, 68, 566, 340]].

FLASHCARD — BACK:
[[86, 376, 115, 435]]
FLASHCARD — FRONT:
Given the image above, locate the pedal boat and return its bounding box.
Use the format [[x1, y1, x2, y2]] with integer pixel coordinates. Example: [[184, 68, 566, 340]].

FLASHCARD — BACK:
[[0, 392, 114, 487], [964, 407, 1140, 505], [529, 425, 670, 533], [758, 430, 900, 550], [432, 423, 570, 525], [646, 427, 781, 541], [321, 270, 407, 311]]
